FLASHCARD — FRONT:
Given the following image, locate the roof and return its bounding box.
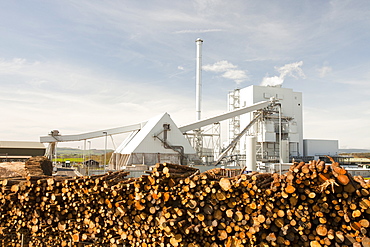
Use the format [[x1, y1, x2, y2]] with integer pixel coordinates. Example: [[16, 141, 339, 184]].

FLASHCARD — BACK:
[[0, 141, 46, 149], [115, 112, 196, 155]]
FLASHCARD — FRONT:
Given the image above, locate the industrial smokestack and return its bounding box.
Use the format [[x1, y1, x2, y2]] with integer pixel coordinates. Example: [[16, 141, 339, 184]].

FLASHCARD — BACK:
[[195, 38, 203, 121]]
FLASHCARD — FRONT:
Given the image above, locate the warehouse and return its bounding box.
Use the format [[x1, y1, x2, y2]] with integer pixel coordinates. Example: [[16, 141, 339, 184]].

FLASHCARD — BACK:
[[0, 141, 46, 162]]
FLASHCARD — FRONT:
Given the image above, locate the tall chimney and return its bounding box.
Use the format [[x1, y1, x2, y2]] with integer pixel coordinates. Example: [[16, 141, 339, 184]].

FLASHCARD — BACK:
[[195, 38, 203, 121]]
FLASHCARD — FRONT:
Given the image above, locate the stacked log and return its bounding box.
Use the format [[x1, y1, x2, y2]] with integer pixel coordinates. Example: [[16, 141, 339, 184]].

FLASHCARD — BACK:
[[0, 159, 370, 246], [25, 156, 53, 176]]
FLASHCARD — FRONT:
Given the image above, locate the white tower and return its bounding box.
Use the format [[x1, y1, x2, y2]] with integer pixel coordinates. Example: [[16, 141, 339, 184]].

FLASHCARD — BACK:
[[195, 38, 203, 121]]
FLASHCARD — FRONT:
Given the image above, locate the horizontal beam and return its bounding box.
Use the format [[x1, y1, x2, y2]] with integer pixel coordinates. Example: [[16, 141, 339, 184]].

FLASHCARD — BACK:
[[40, 122, 146, 143], [179, 100, 272, 133]]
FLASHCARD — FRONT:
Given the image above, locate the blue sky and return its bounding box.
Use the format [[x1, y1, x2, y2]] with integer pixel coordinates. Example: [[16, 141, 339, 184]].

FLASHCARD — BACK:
[[1, 0, 370, 150]]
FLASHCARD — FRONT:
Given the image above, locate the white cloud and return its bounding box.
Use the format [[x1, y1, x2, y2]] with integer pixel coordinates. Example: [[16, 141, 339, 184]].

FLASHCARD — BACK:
[[261, 61, 305, 87], [260, 76, 284, 87], [318, 66, 332, 78], [277, 61, 305, 79], [0, 58, 28, 74], [203, 60, 237, 72], [221, 70, 248, 83], [203, 60, 248, 84]]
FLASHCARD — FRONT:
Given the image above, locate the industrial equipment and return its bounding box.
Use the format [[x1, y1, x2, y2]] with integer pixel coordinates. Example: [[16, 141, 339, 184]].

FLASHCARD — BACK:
[[40, 99, 279, 169]]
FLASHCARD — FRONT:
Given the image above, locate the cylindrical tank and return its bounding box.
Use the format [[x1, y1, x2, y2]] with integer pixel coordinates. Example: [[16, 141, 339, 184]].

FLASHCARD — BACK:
[[245, 136, 257, 172]]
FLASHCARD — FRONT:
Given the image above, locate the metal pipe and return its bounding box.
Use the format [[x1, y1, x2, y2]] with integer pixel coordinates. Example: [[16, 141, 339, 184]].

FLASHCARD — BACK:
[[55, 143, 58, 166], [279, 104, 282, 175], [83, 140, 86, 165], [155, 124, 185, 165], [88, 141, 91, 176], [195, 38, 203, 121], [103, 131, 107, 173]]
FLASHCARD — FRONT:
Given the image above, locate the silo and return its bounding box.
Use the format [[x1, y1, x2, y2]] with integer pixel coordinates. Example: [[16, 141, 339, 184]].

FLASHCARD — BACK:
[[245, 136, 257, 171]]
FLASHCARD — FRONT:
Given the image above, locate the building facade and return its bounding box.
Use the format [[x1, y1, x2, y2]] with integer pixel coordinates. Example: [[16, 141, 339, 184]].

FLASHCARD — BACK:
[[229, 85, 303, 163]]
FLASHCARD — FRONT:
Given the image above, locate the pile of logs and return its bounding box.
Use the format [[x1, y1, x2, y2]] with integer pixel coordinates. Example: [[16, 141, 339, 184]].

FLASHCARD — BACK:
[[1, 159, 370, 246], [25, 156, 53, 176]]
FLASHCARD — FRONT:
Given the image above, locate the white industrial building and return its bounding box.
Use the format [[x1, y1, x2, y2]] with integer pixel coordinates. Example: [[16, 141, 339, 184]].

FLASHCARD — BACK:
[[228, 85, 303, 163], [226, 84, 338, 168], [109, 113, 198, 169]]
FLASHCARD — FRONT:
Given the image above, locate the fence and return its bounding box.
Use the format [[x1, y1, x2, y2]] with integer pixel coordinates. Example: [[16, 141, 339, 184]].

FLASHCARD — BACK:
[[76, 165, 241, 178], [76, 167, 147, 178]]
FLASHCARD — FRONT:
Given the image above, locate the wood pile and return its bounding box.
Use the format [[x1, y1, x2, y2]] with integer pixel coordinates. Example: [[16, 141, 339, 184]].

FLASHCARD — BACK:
[[0, 159, 370, 246], [0, 162, 27, 178], [0, 156, 52, 179], [25, 156, 53, 176]]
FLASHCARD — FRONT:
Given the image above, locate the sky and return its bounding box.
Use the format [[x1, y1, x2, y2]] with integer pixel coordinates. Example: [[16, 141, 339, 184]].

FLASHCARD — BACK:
[[1, 0, 370, 150]]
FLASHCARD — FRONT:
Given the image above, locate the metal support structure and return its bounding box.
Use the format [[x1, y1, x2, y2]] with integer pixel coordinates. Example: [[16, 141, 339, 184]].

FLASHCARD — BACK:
[[41, 123, 145, 170], [103, 131, 107, 173], [228, 89, 241, 154], [211, 123, 221, 158], [215, 111, 263, 165], [40, 123, 145, 143], [54, 144, 57, 166], [180, 100, 272, 133], [187, 123, 221, 164], [278, 104, 282, 175], [83, 140, 86, 165], [193, 129, 203, 158], [87, 141, 91, 176], [181, 99, 277, 165], [44, 130, 61, 164]]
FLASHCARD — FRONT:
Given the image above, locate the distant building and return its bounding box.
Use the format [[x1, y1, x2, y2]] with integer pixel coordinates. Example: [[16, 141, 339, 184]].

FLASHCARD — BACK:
[[83, 159, 100, 168], [303, 139, 339, 157], [0, 141, 46, 162]]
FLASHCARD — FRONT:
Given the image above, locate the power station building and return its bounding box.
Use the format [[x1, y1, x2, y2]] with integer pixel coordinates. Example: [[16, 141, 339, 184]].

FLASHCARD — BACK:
[[40, 84, 339, 172], [227, 84, 338, 167]]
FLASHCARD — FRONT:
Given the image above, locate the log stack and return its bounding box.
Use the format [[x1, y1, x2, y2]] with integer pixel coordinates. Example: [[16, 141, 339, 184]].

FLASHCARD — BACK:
[[25, 156, 53, 176], [0, 159, 370, 246]]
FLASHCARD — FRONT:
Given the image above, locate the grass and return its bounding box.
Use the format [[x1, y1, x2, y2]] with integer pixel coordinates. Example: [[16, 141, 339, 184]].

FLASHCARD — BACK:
[[52, 148, 114, 165], [55, 158, 84, 163]]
